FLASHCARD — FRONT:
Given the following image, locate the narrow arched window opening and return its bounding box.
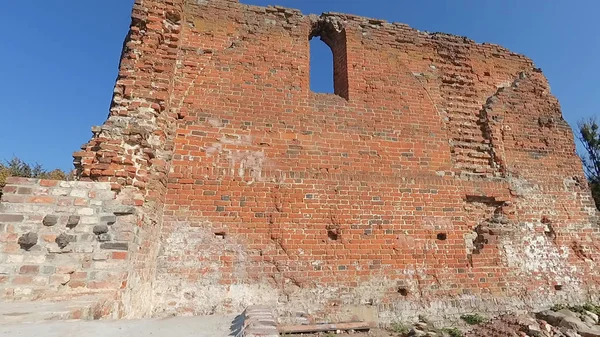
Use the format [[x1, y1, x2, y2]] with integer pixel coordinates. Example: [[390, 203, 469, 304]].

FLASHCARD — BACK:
[[309, 19, 349, 100]]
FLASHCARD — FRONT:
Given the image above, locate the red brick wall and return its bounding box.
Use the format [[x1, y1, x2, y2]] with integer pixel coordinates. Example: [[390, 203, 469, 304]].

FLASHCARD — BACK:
[[150, 1, 600, 320], [72, 0, 185, 318], [64, 0, 600, 322]]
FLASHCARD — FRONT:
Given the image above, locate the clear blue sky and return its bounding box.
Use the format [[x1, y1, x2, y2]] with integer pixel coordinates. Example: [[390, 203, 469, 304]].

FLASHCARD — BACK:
[[0, 0, 598, 171]]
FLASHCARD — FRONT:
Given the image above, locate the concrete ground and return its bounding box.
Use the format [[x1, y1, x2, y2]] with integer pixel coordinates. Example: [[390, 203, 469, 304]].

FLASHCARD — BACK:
[[0, 314, 241, 337]]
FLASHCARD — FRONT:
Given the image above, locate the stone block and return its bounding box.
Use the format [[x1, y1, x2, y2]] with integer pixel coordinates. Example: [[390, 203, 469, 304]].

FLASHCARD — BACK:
[[100, 242, 128, 251], [92, 252, 109, 261], [22, 254, 47, 264], [90, 199, 103, 206], [0, 265, 16, 275], [80, 216, 100, 225], [1, 186, 17, 194], [70, 189, 89, 198], [73, 246, 94, 253], [70, 181, 95, 189], [39, 180, 59, 187], [13, 288, 34, 297], [49, 274, 71, 286], [93, 183, 111, 190], [77, 208, 95, 216], [1, 195, 25, 203], [19, 265, 40, 275], [92, 260, 123, 270], [66, 215, 80, 228], [50, 188, 70, 196], [584, 311, 599, 324], [42, 214, 59, 226], [16, 187, 33, 195], [55, 233, 77, 249], [6, 254, 24, 264], [105, 205, 136, 215], [59, 181, 73, 188], [0, 214, 24, 222], [6, 177, 37, 185], [114, 231, 133, 241], [79, 233, 95, 241], [93, 224, 109, 235], [17, 232, 38, 251], [56, 265, 77, 274], [73, 198, 89, 206], [98, 233, 113, 242], [100, 215, 117, 225], [94, 190, 116, 201], [579, 326, 600, 337]]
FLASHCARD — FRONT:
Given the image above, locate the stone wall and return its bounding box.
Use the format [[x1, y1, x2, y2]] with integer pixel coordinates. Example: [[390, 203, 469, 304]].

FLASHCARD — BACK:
[[0, 177, 138, 317], [0, 0, 599, 325]]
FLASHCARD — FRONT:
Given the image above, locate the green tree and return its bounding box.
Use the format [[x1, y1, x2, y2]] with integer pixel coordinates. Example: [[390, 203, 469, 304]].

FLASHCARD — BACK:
[[0, 157, 71, 198], [577, 118, 600, 210]]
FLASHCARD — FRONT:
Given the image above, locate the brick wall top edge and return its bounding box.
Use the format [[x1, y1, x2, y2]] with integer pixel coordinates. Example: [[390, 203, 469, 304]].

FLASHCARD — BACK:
[[220, 2, 535, 65], [5, 177, 41, 185], [4, 177, 111, 190]]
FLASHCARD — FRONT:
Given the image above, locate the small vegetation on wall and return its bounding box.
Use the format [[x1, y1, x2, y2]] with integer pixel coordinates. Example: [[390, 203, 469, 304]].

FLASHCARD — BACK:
[[0, 157, 71, 197], [390, 322, 410, 334], [578, 118, 600, 210], [551, 303, 600, 316], [441, 327, 464, 337], [460, 313, 487, 325]]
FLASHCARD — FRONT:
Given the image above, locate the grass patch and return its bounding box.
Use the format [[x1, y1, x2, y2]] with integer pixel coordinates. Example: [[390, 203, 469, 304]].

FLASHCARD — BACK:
[[551, 303, 600, 316], [460, 313, 487, 325], [390, 322, 410, 334], [441, 327, 463, 337]]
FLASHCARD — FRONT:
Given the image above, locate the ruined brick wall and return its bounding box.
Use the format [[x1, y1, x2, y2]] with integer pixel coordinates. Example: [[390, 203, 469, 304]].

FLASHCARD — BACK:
[[151, 0, 600, 322], [72, 0, 184, 317], [1, 0, 598, 323], [2, 0, 185, 319]]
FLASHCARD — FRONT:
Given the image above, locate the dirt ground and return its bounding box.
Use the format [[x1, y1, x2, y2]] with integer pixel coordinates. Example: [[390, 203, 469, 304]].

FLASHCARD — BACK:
[[284, 329, 397, 337]]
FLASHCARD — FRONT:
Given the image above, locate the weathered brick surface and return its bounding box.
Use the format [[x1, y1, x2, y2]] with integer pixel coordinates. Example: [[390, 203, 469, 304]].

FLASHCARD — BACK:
[[150, 0, 599, 322], [72, 0, 184, 318], [1, 0, 599, 324]]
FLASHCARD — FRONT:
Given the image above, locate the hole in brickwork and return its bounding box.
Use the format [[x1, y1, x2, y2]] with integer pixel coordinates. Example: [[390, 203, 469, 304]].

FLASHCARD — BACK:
[[397, 287, 408, 296], [554, 284, 563, 291], [545, 223, 557, 240], [309, 18, 349, 99], [326, 224, 341, 241], [472, 225, 489, 254], [214, 231, 226, 239], [540, 216, 557, 242], [327, 228, 339, 241], [436, 233, 447, 241], [165, 11, 181, 24]]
